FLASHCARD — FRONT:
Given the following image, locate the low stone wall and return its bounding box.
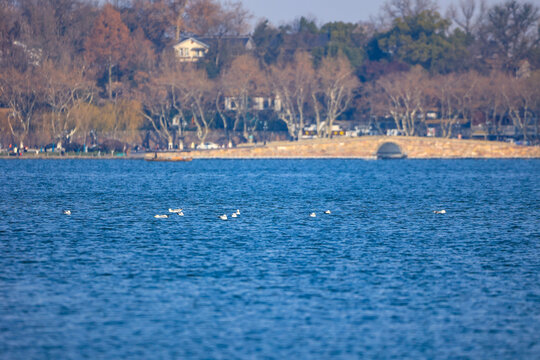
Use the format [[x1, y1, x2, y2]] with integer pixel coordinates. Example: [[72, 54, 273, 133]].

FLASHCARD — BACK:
[[181, 137, 540, 159], [385, 137, 540, 158]]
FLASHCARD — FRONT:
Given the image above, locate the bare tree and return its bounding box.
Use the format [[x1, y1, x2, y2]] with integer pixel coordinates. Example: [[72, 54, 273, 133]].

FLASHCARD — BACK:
[[480, 0, 540, 71], [316, 54, 359, 138], [184, 0, 251, 36], [502, 74, 539, 142], [71, 102, 100, 150], [188, 73, 214, 145], [384, 0, 438, 18], [220, 54, 265, 142], [214, 80, 231, 146], [376, 0, 438, 28], [447, 0, 487, 35], [358, 81, 388, 135], [169, 65, 215, 145], [0, 67, 44, 148], [270, 51, 314, 140], [135, 72, 175, 149], [376, 66, 428, 136], [171, 0, 188, 41], [431, 72, 477, 138], [41, 59, 94, 145], [473, 72, 506, 139]]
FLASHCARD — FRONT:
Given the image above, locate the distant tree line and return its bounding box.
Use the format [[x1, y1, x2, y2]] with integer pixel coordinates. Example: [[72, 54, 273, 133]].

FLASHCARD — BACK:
[[0, 0, 539, 150]]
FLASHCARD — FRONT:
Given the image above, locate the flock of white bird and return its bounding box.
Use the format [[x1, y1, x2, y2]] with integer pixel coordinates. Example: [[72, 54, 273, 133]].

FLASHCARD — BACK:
[[62, 208, 447, 218], [152, 208, 241, 220]]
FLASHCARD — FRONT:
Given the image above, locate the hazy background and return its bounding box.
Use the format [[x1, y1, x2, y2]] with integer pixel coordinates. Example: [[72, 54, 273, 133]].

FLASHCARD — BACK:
[[242, 0, 505, 25]]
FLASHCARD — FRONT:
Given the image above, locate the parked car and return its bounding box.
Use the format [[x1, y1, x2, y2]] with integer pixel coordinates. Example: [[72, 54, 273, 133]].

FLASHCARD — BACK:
[[197, 142, 220, 150]]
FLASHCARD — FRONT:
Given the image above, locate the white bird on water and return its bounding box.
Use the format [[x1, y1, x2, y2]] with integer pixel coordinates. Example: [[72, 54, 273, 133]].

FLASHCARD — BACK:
[[433, 209, 446, 214], [177, 211, 184, 216], [63, 210, 71, 215], [324, 210, 331, 214], [169, 208, 183, 213], [154, 214, 169, 219], [235, 209, 240, 215], [219, 214, 228, 221], [231, 213, 238, 218], [310, 212, 316, 218]]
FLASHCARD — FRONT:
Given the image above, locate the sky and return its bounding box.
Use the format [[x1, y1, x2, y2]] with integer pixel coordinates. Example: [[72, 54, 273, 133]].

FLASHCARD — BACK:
[[240, 0, 505, 26]]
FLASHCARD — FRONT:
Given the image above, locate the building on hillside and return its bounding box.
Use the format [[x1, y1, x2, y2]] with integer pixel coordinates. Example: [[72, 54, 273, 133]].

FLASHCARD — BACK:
[[252, 96, 281, 111], [198, 36, 255, 54], [224, 96, 281, 112], [173, 36, 255, 62], [173, 37, 210, 62]]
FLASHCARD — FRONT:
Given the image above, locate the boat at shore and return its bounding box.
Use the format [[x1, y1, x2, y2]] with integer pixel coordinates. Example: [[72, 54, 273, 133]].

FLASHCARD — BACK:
[[145, 156, 193, 162]]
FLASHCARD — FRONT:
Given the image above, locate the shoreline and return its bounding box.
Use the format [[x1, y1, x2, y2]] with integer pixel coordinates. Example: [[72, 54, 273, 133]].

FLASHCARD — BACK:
[[1, 137, 539, 160], [2, 156, 540, 160], [164, 136, 540, 159]]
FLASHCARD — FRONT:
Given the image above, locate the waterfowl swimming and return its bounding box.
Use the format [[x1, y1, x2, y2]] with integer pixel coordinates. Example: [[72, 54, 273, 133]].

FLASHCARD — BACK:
[[168, 208, 183, 213], [231, 213, 238, 218], [219, 214, 228, 220], [177, 211, 184, 216], [63, 210, 71, 215], [235, 209, 240, 215], [310, 212, 316, 217], [154, 214, 169, 219], [324, 210, 331, 214], [433, 209, 446, 214]]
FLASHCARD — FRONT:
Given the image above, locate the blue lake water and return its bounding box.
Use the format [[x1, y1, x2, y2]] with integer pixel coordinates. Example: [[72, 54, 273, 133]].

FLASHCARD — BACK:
[[0, 159, 539, 359]]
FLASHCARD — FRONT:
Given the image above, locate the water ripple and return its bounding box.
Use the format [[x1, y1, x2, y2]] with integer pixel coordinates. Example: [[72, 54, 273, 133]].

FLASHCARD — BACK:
[[0, 159, 539, 359]]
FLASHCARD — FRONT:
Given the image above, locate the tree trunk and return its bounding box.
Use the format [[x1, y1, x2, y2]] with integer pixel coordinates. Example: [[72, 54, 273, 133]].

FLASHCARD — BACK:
[[243, 117, 249, 141], [297, 98, 305, 141], [312, 92, 323, 138], [108, 63, 113, 101], [216, 93, 229, 144]]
